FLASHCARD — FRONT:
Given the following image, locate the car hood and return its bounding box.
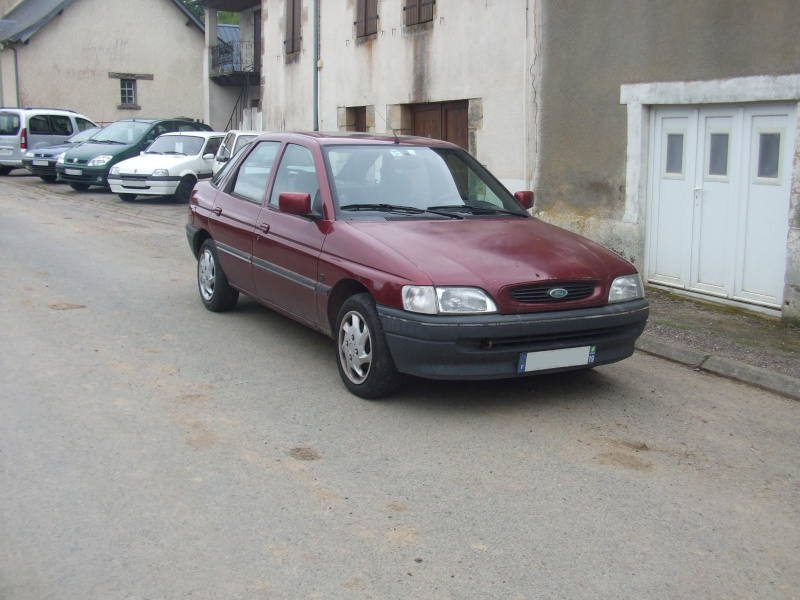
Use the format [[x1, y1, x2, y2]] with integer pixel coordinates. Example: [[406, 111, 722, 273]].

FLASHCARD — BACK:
[[29, 141, 73, 157], [63, 141, 133, 161], [346, 217, 637, 308], [114, 154, 197, 174]]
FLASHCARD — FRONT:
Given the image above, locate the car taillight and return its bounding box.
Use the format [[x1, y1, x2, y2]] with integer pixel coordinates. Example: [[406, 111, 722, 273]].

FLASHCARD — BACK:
[[20, 128, 27, 150]]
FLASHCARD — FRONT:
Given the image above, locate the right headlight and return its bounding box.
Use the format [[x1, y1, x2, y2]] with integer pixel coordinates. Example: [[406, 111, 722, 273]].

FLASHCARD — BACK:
[[608, 273, 645, 303], [402, 286, 498, 315]]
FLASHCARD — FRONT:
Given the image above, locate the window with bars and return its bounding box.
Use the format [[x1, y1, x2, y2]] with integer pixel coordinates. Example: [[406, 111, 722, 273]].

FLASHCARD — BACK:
[[355, 0, 378, 37], [404, 0, 435, 26], [120, 80, 136, 106], [285, 0, 301, 54]]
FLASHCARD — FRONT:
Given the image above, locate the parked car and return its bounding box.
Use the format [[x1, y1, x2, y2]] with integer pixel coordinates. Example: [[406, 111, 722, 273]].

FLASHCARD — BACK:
[[0, 108, 97, 174], [108, 131, 224, 202], [56, 118, 212, 191], [186, 132, 649, 399], [22, 127, 101, 182], [212, 129, 259, 174]]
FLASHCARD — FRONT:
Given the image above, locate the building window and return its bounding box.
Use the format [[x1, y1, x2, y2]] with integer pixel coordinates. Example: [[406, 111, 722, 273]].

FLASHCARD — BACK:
[[404, 0, 435, 26], [356, 0, 378, 37], [285, 0, 301, 54], [120, 80, 136, 106]]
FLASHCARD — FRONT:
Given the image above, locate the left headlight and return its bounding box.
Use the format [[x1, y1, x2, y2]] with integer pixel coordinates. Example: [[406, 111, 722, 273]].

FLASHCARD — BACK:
[[56, 153, 66, 164], [608, 273, 645, 303], [87, 155, 113, 167], [24, 151, 35, 158], [402, 286, 498, 315], [152, 169, 169, 177]]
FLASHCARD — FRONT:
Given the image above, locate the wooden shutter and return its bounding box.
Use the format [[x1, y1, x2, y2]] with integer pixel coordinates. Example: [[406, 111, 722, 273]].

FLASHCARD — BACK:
[[420, 0, 435, 23], [356, 0, 366, 37], [285, 0, 300, 54], [405, 0, 419, 26], [365, 0, 378, 35]]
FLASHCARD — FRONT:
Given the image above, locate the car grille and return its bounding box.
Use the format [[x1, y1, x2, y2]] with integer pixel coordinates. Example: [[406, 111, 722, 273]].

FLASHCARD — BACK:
[[121, 175, 148, 183], [509, 281, 597, 303]]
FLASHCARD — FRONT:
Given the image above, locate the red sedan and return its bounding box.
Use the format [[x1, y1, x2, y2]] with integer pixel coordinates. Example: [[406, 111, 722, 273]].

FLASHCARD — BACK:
[[186, 132, 648, 399]]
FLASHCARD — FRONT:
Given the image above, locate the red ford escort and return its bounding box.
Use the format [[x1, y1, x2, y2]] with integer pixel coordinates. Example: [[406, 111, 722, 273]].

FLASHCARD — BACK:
[[186, 132, 648, 399]]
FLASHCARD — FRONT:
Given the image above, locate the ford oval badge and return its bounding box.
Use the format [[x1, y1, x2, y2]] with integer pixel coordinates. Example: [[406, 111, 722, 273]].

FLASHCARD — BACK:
[[549, 288, 569, 299]]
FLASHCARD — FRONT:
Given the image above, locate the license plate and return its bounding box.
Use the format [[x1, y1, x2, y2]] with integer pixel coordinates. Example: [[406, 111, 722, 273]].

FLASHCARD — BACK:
[[122, 180, 147, 188], [64, 168, 82, 176], [518, 345, 596, 373], [32, 159, 49, 166]]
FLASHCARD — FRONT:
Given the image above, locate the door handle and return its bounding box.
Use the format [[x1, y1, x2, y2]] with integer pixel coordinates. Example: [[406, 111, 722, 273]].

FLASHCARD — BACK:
[[212, 207, 222, 216], [258, 222, 270, 233], [694, 188, 702, 205]]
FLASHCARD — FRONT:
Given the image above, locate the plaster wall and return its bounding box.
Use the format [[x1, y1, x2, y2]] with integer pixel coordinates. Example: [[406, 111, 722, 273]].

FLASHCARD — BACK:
[[0, 0, 209, 126], [260, 0, 538, 190], [536, 0, 800, 267]]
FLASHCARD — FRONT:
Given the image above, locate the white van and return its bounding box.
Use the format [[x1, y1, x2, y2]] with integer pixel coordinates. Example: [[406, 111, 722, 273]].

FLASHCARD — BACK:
[[212, 130, 260, 175], [0, 108, 97, 174]]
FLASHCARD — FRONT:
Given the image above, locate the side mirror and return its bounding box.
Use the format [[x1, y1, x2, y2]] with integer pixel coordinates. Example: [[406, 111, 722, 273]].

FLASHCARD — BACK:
[[217, 155, 229, 164], [279, 192, 313, 216], [203, 153, 215, 160], [514, 190, 535, 210]]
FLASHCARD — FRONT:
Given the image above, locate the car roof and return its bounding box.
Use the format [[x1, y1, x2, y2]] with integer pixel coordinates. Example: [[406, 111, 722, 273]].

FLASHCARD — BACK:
[[252, 131, 462, 149], [159, 131, 225, 138]]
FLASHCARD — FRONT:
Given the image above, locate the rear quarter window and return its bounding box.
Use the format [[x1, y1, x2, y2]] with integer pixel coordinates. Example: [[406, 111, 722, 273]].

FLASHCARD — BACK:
[[0, 112, 20, 135]]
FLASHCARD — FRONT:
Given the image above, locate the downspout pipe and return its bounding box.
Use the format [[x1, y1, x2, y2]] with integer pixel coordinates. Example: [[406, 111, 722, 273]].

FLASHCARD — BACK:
[[312, 0, 319, 131], [12, 45, 19, 107]]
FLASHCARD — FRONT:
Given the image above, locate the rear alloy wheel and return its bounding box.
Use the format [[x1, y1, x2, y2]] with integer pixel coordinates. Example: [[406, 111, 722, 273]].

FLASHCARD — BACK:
[[68, 182, 90, 191], [118, 193, 137, 201], [335, 293, 401, 399], [175, 175, 197, 204], [197, 239, 238, 312]]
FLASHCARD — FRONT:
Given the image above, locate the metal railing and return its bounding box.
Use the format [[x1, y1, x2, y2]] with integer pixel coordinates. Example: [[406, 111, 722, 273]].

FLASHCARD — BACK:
[[211, 41, 258, 75]]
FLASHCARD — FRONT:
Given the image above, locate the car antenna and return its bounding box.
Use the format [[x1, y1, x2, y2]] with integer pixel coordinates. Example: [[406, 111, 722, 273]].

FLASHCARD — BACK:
[[364, 96, 400, 144]]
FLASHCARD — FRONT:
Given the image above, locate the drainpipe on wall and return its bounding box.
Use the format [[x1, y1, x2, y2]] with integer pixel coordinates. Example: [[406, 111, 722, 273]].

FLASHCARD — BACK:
[[312, 0, 319, 131], [12, 45, 19, 107]]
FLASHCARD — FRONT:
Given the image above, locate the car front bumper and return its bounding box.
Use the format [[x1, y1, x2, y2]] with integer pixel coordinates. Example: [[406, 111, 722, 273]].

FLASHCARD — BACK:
[[377, 298, 649, 379], [22, 158, 57, 178], [108, 175, 180, 196], [56, 164, 110, 187]]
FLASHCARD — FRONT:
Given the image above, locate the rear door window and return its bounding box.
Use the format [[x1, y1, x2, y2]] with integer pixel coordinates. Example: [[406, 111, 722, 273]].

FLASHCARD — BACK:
[[0, 112, 21, 135], [230, 141, 281, 203], [76, 117, 95, 132], [28, 116, 50, 134], [50, 115, 74, 136]]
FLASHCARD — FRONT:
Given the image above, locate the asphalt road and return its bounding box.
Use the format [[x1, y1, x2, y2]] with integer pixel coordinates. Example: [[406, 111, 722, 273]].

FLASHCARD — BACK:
[[1, 177, 799, 599]]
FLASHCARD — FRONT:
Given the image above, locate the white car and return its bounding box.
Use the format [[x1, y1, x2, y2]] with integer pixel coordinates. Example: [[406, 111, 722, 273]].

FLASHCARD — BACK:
[[108, 131, 224, 202], [212, 130, 260, 175]]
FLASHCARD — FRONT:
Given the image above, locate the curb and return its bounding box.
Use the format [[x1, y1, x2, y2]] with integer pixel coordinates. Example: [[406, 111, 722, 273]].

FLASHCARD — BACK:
[[635, 334, 800, 401]]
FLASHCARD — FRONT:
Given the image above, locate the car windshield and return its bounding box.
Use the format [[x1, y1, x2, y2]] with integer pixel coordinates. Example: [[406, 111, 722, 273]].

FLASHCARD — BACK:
[[145, 135, 205, 156], [323, 145, 528, 219], [91, 121, 152, 144], [67, 127, 101, 144]]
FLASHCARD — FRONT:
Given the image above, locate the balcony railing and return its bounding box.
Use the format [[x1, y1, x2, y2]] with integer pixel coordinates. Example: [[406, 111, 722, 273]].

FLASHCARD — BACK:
[[211, 41, 258, 76]]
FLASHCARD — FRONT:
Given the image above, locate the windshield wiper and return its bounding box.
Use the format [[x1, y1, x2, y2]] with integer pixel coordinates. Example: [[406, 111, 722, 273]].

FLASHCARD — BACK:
[[427, 204, 527, 218], [162, 151, 187, 156], [340, 203, 463, 219], [90, 139, 125, 144], [144, 151, 162, 155]]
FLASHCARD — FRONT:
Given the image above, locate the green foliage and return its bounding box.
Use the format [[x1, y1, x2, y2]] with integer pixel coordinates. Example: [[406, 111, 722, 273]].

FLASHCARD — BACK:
[[179, 0, 240, 25]]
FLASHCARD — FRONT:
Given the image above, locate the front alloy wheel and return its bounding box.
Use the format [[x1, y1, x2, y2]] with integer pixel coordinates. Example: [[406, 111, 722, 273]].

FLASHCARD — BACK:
[[197, 239, 238, 312], [336, 294, 401, 399]]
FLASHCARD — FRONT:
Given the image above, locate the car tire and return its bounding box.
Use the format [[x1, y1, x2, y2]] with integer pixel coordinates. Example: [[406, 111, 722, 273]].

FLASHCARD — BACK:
[[0, 166, 11, 176], [175, 175, 197, 204], [68, 182, 90, 191], [335, 293, 402, 399], [118, 193, 137, 201], [39, 175, 58, 183], [197, 239, 239, 312]]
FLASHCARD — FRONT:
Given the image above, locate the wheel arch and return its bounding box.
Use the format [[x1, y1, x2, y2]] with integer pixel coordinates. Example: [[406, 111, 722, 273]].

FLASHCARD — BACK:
[[189, 227, 212, 259], [327, 278, 370, 333]]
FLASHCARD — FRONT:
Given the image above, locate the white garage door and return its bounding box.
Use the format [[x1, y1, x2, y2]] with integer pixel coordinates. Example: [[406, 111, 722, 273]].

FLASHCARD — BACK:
[[647, 104, 796, 309]]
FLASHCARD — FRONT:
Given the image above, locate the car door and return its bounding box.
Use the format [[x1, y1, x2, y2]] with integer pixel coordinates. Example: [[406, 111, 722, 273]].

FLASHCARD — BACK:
[[207, 140, 282, 296], [252, 143, 328, 326]]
